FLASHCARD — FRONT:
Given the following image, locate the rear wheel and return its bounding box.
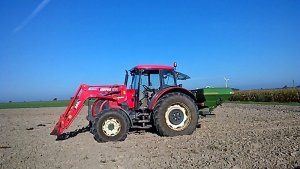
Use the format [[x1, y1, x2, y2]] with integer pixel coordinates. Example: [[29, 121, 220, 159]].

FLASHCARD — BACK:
[[153, 92, 198, 136], [91, 109, 130, 142]]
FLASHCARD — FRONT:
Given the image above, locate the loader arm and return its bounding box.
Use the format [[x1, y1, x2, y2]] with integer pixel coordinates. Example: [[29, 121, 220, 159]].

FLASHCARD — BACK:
[[50, 84, 121, 136]]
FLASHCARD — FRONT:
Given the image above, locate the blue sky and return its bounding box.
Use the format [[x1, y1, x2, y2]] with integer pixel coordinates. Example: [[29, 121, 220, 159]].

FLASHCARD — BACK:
[[0, 0, 299, 102]]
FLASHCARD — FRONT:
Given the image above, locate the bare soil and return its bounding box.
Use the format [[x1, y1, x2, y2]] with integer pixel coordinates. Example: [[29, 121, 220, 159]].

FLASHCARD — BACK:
[[1, 103, 300, 169]]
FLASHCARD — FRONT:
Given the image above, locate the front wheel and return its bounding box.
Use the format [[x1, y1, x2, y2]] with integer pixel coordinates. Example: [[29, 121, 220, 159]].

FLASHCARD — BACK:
[[153, 92, 198, 136], [91, 109, 130, 142]]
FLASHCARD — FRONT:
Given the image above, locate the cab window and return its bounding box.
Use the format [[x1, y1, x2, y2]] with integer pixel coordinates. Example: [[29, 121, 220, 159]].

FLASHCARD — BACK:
[[161, 70, 176, 88]]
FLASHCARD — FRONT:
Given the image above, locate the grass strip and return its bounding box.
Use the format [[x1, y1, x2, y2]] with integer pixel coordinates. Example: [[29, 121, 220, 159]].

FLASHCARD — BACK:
[[0, 100, 70, 109]]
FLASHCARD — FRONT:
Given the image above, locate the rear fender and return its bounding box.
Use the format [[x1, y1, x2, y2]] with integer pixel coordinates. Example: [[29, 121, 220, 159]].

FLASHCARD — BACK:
[[148, 87, 197, 110]]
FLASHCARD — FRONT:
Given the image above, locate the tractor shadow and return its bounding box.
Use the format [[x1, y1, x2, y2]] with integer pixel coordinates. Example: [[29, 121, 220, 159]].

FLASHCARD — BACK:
[[129, 127, 157, 135], [55, 124, 202, 141], [129, 124, 201, 135], [56, 125, 91, 141]]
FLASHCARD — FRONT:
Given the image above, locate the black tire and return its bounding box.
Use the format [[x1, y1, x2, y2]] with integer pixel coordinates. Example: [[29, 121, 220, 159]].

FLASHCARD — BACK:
[[153, 92, 198, 136], [91, 109, 130, 142]]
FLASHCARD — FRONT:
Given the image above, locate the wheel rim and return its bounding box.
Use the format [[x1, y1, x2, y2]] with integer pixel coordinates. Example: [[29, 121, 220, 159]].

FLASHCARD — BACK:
[[165, 104, 190, 131], [102, 117, 121, 136]]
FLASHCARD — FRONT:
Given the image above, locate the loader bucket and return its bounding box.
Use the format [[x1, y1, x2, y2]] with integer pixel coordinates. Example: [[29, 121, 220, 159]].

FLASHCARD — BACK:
[[50, 116, 65, 135], [50, 126, 59, 135]]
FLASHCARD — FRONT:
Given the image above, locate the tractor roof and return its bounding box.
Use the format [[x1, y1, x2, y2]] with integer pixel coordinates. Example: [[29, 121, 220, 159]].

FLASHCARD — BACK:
[[133, 64, 174, 70], [131, 64, 190, 80]]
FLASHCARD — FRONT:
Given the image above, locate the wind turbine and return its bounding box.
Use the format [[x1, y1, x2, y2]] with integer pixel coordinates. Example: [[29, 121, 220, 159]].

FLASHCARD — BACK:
[[224, 77, 229, 88]]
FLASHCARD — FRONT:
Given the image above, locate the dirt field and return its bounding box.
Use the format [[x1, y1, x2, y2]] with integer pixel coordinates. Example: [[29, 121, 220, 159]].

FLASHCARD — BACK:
[[0, 103, 299, 169]]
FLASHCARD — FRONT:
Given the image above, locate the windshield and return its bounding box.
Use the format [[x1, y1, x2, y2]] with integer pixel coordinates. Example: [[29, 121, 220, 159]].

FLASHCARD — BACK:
[[129, 69, 187, 90], [129, 69, 161, 89]]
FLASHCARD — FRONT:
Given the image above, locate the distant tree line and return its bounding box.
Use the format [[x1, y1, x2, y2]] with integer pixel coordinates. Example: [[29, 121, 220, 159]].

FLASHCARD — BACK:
[[230, 88, 300, 103]]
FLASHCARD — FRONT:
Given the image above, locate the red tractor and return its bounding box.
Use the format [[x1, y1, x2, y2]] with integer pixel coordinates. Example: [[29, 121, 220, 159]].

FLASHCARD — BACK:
[[51, 64, 201, 142]]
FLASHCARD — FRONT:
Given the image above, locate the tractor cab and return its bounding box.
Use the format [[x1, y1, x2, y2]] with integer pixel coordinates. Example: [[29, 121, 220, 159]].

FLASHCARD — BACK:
[[126, 64, 190, 110]]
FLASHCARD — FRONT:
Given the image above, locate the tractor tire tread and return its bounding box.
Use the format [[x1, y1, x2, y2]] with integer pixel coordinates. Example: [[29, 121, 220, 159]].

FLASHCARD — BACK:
[[153, 92, 198, 137], [91, 109, 130, 143]]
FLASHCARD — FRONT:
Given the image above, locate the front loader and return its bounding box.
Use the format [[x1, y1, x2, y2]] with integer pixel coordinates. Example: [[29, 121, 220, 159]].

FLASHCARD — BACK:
[[51, 64, 201, 142]]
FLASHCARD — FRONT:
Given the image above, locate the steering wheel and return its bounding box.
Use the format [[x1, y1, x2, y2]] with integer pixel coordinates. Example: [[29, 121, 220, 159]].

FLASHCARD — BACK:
[[142, 85, 152, 91]]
